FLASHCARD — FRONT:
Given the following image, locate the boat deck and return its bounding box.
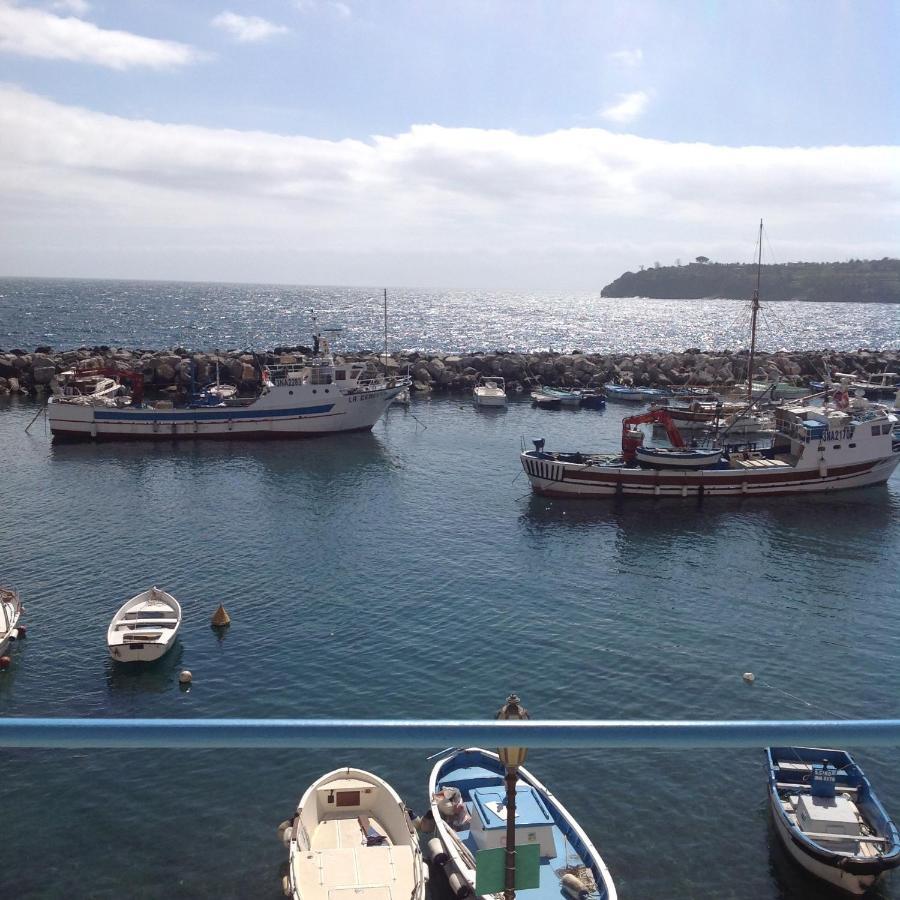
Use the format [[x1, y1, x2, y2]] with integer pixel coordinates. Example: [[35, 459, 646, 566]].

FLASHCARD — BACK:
[[439, 765, 602, 900], [292, 814, 416, 900]]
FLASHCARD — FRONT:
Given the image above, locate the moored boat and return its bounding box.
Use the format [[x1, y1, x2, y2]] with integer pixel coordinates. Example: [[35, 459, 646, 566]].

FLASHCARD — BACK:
[[634, 446, 723, 469], [280, 767, 425, 900], [531, 391, 561, 409], [473, 376, 508, 407], [427, 747, 616, 900], [48, 324, 411, 441], [604, 384, 669, 402], [767, 746, 900, 895], [520, 395, 898, 497], [579, 389, 607, 409], [107, 587, 182, 663], [0, 586, 24, 658], [541, 387, 582, 407]]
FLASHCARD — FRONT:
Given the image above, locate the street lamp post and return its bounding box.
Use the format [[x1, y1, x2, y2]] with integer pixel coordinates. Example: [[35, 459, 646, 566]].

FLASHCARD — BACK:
[[496, 693, 530, 900]]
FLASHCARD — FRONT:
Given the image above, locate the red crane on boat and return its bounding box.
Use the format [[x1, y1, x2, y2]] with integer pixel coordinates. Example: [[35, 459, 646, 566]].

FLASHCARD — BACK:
[[621, 408, 686, 462]]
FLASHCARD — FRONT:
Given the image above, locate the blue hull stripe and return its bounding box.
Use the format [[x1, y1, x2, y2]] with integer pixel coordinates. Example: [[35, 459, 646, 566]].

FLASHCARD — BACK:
[[94, 404, 335, 423]]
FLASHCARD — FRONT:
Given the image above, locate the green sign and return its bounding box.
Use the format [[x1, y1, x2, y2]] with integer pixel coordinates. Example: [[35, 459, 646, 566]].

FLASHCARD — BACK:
[[474, 844, 541, 894]]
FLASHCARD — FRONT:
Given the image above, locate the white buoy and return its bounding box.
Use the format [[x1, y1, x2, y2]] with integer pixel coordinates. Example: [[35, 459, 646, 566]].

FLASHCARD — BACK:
[[742, 672, 755, 683], [179, 670, 193, 685]]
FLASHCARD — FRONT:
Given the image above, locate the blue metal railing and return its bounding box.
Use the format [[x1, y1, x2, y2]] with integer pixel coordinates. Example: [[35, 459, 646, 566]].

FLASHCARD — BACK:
[[1, 718, 900, 749]]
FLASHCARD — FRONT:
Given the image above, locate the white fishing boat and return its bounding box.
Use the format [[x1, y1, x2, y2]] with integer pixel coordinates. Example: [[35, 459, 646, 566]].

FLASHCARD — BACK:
[[473, 376, 507, 407], [426, 747, 616, 900], [280, 767, 425, 900], [107, 587, 182, 663], [48, 322, 411, 441], [0, 586, 24, 657]]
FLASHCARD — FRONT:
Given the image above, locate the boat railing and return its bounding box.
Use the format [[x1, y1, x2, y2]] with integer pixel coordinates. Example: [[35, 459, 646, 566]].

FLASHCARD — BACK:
[[3, 717, 900, 749]]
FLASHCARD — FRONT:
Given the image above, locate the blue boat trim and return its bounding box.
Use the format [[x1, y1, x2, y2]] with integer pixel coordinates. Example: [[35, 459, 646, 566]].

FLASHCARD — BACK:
[[94, 403, 335, 422]]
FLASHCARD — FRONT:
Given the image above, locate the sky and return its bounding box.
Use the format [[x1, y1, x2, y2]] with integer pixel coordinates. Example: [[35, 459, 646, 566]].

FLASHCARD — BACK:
[[0, 0, 898, 290]]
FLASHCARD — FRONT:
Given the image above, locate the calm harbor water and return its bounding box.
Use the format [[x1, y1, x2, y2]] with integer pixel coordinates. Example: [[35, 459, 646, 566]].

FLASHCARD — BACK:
[[1, 388, 900, 899], [1, 279, 900, 898]]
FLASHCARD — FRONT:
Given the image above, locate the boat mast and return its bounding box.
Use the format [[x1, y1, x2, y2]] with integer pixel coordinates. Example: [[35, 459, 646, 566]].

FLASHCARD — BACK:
[[383, 289, 389, 375], [747, 218, 763, 406]]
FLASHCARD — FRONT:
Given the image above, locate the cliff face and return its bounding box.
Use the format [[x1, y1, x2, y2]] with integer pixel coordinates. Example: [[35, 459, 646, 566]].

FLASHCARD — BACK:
[[601, 258, 900, 302]]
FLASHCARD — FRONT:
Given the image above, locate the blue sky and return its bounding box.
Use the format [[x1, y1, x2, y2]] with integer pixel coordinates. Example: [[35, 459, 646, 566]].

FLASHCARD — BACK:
[[0, 0, 897, 288]]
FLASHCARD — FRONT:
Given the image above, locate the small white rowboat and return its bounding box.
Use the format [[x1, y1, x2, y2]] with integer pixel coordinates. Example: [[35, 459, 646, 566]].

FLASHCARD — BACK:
[[107, 587, 182, 663]]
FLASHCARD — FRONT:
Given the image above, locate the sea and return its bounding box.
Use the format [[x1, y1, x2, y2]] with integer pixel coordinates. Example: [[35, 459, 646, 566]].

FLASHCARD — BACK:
[[1, 278, 900, 900]]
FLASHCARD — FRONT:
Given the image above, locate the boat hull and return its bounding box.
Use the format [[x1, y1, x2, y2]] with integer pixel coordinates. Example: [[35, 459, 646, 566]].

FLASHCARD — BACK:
[[474, 393, 507, 407], [770, 798, 876, 895], [48, 384, 406, 441], [107, 639, 176, 663], [521, 452, 900, 498]]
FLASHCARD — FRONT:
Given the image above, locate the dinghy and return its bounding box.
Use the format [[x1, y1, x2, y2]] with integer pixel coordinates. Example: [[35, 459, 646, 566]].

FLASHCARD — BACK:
[[426, 747, 616, 900], [107, 587, 182, 663], [281, 767, 425, 900], [767, 746, 900, 895]]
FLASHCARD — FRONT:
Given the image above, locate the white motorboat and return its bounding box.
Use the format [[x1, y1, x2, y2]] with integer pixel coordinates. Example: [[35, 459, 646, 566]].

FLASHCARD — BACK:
[[473, 376, 507, 407], [107, 587, 182, 663], [281, 767, 425, 900], [426, 747, 616, 900], [0, 586, 24, 657]]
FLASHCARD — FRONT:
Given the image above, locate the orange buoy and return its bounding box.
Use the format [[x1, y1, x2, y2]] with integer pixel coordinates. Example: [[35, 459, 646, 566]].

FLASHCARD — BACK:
[[0, 656, 10, 671], [211, 604, 231, 627]]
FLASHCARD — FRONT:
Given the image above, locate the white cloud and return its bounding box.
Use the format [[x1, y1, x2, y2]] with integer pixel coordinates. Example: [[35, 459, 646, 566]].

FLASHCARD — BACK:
[[608, 48, 642, 68], [601, 90, 650, 124], [50, 0, 90, 15], [0, 85, 897, 288], [293, 0, 351, 19], [0, 2, 200, 69], [211, 11, 289, 43]]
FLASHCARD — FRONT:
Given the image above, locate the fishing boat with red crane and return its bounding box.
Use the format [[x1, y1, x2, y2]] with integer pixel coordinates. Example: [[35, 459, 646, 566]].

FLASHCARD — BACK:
[[520, 221, 900, 498]]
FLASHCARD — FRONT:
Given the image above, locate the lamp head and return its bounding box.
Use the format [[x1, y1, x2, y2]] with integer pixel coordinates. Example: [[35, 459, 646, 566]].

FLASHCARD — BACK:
[[495, 693, 530, 769]]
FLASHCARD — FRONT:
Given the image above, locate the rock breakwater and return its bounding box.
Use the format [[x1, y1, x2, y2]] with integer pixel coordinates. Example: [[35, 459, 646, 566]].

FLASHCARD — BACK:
[[0, 345, 897, 397]]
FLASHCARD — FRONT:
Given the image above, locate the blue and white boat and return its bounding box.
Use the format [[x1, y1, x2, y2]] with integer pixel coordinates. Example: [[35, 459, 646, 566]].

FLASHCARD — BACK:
[[48, 328, 410, 441], [767, 746, 900, 895], [604, 384, 669, 403], [540, 387, 582, 407], [633, 446, 723, 469], [426, 748, 616, 900]]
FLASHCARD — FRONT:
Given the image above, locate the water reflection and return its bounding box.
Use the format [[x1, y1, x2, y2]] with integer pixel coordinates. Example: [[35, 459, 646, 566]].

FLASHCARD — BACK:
[[104, 641, 184, 696]]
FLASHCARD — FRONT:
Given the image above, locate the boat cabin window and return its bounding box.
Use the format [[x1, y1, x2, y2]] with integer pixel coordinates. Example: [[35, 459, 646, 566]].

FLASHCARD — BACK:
[[882, 424, 892, 435], [833, 444, 841, 450], [335, 370, 346, 381], [849, 443, 856, 448], [336, 790, 361, 808], [872, 425, 880, 436]]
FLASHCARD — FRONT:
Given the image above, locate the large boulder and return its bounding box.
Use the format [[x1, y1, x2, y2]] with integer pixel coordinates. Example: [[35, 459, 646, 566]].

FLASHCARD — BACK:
[[32, 365, 56, 385]]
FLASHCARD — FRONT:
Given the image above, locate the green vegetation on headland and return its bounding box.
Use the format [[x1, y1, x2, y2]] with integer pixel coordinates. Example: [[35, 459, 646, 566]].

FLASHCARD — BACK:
[[601, 258, 900, 302]]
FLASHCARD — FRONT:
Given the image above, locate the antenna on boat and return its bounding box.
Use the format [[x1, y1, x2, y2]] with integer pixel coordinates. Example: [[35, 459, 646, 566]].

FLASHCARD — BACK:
[[383, 288, 389, 375], [747, 218, 763, 406]]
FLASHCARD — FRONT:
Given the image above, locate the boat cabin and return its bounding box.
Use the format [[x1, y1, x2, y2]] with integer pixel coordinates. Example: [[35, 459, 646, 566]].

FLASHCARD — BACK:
[[468, 784, 556, 857]]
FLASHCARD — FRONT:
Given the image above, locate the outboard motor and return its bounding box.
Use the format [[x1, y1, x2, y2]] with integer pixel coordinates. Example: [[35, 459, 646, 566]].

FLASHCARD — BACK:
[[532, 438, 546, 456]]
